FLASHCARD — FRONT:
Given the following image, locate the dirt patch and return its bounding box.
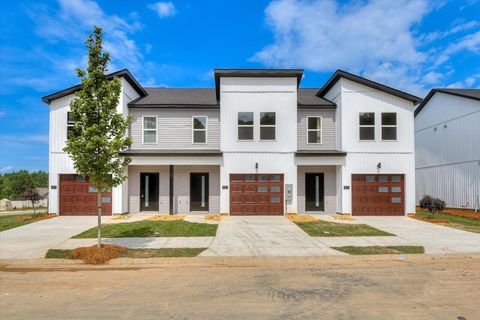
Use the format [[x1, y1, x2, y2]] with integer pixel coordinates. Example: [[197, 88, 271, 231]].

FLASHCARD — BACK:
[[330, 214, 354, 221], [71, 244, 128, 264], [287, 214, 317, 222], [147, 215, 185, 221], [15, 214, 55, 222], [204, 214, 222, 221], [408, 214, 449, 224]]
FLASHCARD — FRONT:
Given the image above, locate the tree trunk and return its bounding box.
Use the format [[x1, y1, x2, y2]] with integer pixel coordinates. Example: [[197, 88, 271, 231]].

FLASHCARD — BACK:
[[97, 191, 102, 248], [32, 201, 36, 215]]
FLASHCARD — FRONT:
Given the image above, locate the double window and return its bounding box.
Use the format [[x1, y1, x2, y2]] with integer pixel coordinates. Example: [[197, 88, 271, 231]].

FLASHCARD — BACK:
[[260, 112, 276, 140], [142, 116, 157, 144], [359, 112, 397, 141], [192, 116, 207, 144], [307, 116, 322, 144], [238, 112, 254, 140]]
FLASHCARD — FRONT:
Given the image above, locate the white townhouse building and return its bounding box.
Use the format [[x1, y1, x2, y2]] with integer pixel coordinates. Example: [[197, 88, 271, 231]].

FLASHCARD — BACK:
[[43, 69, 421, 216], [415, 89, 480, 210]]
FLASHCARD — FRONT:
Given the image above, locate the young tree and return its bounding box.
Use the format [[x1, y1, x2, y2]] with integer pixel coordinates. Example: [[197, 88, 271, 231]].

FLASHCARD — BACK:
[[419, 195, 446, 218], [64, 26, 132, 248], [23, 188, 42, 216]]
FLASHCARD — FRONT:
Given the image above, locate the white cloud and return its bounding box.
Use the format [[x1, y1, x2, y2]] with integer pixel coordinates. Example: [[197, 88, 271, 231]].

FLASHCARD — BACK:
[[422, 72, 443, 85], [0, 166, 14, 173], [148, 2, 177, 18], [446, 73, 480, 88], [435, 31, 480, 66]]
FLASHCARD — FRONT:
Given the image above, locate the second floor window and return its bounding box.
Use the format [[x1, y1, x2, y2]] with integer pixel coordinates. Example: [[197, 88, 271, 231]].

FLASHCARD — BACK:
[[193, 116, 207, 144], [359, 112, 375, 141], [260, 112, 276, 140], [307, 117, 322, 144], [238, 112, 254, 140], [67, 112, 75, 139], [143, 116, 157, 144], [381, 113, 397, 140]]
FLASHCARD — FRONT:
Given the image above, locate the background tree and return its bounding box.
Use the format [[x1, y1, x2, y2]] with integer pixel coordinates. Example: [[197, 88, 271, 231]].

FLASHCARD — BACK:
[[0, 171, 48, 200], [64, 26, 132, 248], [419, 195, 446, 217], [23, 188, 42, 216]]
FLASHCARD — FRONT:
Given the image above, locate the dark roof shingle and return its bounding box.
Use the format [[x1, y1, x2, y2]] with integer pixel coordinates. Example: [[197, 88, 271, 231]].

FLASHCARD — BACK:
[[298, 88, 336, 107], [129, 88, 218, 107]]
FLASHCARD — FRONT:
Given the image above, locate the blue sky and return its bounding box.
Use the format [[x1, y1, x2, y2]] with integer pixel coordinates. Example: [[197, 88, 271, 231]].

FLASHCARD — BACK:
[[1, 0, 479, 173]]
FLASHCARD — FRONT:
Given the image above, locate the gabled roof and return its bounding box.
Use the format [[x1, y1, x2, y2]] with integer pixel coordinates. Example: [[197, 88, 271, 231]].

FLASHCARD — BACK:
[[41, 69, 147, 104], [298, 88, 336, 108], [414, 88, 480, 116], [317, 69, 422, 105], [129, 88, 218, 108], [214, 69, 304, 100]]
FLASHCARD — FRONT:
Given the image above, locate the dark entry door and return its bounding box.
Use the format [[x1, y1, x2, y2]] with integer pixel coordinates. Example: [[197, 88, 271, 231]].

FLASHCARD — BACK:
[[140, 173, 159, 211], [190, 173, 209, 211], [305, 173, 324, 211]]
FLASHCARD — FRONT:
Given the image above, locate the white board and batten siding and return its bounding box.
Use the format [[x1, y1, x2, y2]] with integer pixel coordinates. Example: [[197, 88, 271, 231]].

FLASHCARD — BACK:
[[48, 78, 140, 214], [331, 78, 416, 214], [415, 92, 480, 209], [129, 108, 220, 150]]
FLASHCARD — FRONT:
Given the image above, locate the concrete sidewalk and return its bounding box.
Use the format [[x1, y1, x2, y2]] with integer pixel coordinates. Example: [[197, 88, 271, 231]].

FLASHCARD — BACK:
[[200, 216, 345, 256]]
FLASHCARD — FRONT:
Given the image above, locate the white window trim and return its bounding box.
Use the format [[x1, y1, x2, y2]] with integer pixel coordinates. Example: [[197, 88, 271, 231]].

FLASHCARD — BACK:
[[192, 116, 208, 144], [259, 112, 276, 141], [359, 112, 375, 141], [142, 115, 158, 144], [306, 116, 322, 144], [67, 111, 75, 131], [381, 112, 397, 141], [238, 112, 254, 141]]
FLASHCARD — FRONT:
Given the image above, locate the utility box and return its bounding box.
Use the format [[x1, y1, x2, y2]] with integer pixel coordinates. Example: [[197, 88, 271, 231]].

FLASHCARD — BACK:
[[285, 184, 293, 201]]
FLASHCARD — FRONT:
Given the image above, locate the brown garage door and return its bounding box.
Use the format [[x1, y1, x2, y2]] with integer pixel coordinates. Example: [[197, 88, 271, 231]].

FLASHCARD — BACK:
[[230, 174, 284, 215], [352, 174, 404, 216], [59, 174, 112, 216]]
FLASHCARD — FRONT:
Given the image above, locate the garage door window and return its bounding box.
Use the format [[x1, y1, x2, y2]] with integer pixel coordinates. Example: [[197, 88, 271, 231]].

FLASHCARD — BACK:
[[379, 176, 389, 182], [271, 197, 281, 203], [258, 186, 268, 192], [366, 175, 376, 182], [271, 175, 281, 182], [392, 186, 401, 192], [391, 197, 401, 203], [359, 113, 375, 140], [259, 175, 268, 182], [391, 176, 401, 182], [378, 186, 389, 193], [271, 186, 280, 192]]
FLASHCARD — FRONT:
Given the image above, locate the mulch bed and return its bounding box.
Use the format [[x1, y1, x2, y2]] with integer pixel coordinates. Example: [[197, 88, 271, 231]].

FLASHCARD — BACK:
[[72, 244, 128, 264], [408, 214, 449, 224], [15, 214, 55, 222], [415, 207, 480, 220]]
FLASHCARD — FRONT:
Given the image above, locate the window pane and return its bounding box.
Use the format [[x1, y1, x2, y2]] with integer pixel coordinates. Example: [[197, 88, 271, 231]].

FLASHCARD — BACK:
[[270, 175, 281, 182], [308, 117, 321, 129], [101, 197, 111, 204], [258, 186, 268, 192], [144, 117, 156, 129], [366, 176, 376, 182], [382, 113, 397, 125], [382, 127, 397, 140], [238, 112, 253, 125], [193, 131, 206, 143], [379, 176, 389, 182], [260, 127, 275, 140], [378, 186, 389, 193], [391, 197, 401, 203], [67, 112, 76, 124], [308, 131, 321, 143], [260, 112, 276, 125], [238, 127, 253, 140], [392, 186, 401, 193], [245, 175, 255, 181], [259, 175, 268, 181], [391, 176, 401, 182], [360, 127, 375, 140], [359, 113, 375, 125], [271, 197, 281, 203], [144, 130, 156, 143], [271, 186, 280, 192], [193, 117, 206, 129]]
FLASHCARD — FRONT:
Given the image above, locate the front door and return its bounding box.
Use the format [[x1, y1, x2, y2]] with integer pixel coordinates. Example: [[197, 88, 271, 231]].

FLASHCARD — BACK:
[[190, 173, 209, 211], [305, 173, 324, 211], [140, 173, 159, 211]]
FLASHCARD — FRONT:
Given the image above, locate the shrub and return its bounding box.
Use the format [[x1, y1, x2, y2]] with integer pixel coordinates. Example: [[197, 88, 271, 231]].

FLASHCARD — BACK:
[[419, 195, 446, 217]]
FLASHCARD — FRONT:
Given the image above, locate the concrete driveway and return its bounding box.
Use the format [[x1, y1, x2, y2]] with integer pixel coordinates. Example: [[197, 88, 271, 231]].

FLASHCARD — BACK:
[[200, 216, 344, 257], [353, 216, 480, 254], [0, 216, 97, 259]]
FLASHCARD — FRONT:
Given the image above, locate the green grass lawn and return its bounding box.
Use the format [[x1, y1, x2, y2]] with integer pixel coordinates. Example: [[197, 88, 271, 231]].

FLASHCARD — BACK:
[[294, 219, 394, 237], [73, 220, 218, 238], [333, 246, 425, 255], [415, 211, 480, 234], [0, 213, 51, 232], [45, 248, 206, 259]]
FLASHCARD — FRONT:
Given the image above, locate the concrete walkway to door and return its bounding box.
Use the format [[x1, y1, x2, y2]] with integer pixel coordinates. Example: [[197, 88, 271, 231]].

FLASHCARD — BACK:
[[200, 216, 345, 257]]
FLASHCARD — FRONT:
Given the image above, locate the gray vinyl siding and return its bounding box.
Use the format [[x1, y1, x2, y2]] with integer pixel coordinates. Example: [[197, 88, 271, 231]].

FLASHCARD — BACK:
[[129, 108, 220, 149], [297, 110, 336, 150]]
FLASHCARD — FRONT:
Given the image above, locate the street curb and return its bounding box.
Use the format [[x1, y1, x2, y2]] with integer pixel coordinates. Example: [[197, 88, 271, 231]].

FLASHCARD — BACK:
[[1, 253, 479, 270]]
